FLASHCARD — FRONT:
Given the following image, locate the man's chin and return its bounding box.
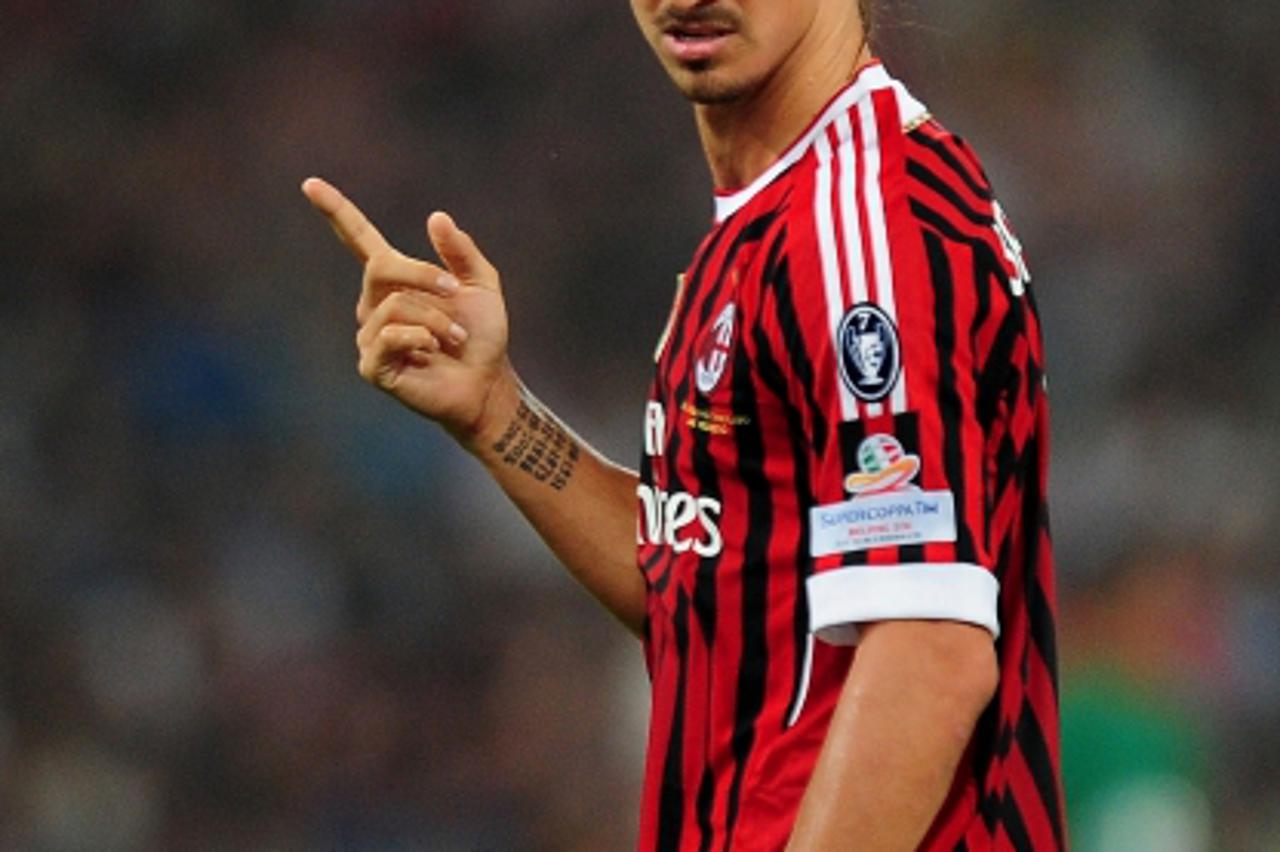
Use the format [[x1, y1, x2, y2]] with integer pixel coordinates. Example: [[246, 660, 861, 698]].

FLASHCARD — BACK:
[[676, 73, 757, 106]]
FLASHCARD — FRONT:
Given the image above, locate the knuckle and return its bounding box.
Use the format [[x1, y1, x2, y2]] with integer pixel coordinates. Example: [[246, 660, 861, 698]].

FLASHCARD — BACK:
[[363, 257, 390, 290], [361, 261, 380, 289], [395, 291, 436, 320], [357, 315, 384, 348], [350, 217, 371, 246], [381, 291, 412, 314], [367, 249, 407, 282], [366, 249, 390, 276]]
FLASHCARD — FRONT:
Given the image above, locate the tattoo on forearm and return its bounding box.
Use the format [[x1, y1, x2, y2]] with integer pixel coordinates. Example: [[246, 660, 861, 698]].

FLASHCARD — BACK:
[[492, 400, 581, 490]]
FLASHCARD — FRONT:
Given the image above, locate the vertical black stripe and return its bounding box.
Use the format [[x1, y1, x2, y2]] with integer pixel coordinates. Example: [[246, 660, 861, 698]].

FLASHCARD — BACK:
[[1025, 357, 1043, 408], [669, 211, 780, 424], [664, 224, 735, 378], [676, 211, 780, 845], [991, 530, 1016, 591], [690, 410, 722, 645], [652, 228, 723, 594], [698, 210, 778, 337], [1016, 698, 1065, 849], [688, 429, 719, 852], [992, 434, 1018, 510], [688, 290, 729, 851], [1022, 435, 1058, 686], [1029, 543, 1058, 695], [669, 211, 780, 388], [757, 226, 788, 314], [769, 254, 829, 453], [738, 210, 782, 245], [721, 340, 772, 849], [695, 766, 715, 852], [1000, 789, 1034, 852], [974, 704, 1002, 833], [923, 230, 977, 564], [1004, 365, 1024, 417], [656, 590, 691, 852], [976, 310, 1023, 430], [896, 412, 926, 565], [687, 222, 780, 642], [753, 320, 813, 728], [651, 376, 694, 593], [969, 251, 994, 426], [658, 213, 779, 593], [758, 246, 823, 725]]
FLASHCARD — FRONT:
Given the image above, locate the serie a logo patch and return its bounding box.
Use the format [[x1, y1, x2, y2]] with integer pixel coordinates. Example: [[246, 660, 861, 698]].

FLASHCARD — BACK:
[[844, 434, 921, 496], [837, 303, 901, 403], [809, 427, 957, 556]]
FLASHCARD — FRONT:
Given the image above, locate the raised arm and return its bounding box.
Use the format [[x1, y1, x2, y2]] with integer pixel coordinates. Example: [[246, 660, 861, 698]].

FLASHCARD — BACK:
[[301, 178, 645, 634]]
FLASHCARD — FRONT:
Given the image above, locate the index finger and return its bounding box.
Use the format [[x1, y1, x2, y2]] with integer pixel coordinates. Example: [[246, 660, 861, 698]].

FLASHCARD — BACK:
[[301, 176, 391, 264]]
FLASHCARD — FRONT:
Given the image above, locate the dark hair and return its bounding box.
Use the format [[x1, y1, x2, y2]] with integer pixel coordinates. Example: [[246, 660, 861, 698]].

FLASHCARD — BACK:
[[860, 0, 876, 39]]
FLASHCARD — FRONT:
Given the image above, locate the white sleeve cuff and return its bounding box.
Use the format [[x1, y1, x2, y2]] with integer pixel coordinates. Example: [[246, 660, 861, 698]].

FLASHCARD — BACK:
[[806, 562, 1000, 646]]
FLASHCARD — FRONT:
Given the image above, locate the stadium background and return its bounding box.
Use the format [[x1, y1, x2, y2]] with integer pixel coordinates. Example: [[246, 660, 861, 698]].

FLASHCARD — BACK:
[[2, 1, 1278, 848]]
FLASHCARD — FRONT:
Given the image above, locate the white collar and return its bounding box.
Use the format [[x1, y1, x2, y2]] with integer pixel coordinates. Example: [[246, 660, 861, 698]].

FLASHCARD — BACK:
[[712, 64, 928, 223]]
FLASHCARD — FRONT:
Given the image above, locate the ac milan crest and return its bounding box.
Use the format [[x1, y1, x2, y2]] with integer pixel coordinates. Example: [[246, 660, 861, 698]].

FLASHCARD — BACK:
[[695, 303, 737, 395]]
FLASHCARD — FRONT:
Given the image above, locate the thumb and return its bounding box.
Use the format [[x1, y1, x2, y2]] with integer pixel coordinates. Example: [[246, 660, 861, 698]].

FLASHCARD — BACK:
[[427, 211, 498, 290]]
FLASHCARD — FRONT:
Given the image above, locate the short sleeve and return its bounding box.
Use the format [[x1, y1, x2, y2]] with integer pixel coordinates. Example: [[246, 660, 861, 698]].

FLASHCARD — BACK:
[[755, 107, 1019, 646]]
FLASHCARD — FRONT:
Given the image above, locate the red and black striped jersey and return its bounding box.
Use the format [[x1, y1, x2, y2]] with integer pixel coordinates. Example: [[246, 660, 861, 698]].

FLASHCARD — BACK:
[[635, 63, 1065, 851]]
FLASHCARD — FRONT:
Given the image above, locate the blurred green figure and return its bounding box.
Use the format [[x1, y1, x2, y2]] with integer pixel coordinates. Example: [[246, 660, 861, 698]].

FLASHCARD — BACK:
[[1061, 544, 1215, 851]]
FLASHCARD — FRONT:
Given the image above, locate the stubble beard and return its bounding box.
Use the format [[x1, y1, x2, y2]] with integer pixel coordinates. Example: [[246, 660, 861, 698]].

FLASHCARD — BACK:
[[672, 64, 761, 106]]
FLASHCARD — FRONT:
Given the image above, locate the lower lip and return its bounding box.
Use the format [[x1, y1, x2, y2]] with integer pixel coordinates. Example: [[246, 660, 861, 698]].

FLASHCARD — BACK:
[[663, 32, 733, 64]]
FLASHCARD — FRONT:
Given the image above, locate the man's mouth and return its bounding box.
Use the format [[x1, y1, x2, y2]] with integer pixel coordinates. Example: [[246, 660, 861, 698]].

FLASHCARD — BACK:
[[662, 22, 735, 64]]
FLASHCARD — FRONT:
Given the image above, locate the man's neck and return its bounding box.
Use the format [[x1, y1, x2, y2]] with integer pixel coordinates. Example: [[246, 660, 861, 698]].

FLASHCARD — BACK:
[[696, 47, 873, 192]]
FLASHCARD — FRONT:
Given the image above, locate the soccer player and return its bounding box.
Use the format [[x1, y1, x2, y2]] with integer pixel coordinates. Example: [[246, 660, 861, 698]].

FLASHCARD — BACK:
[[303, 0, 1065, 848]]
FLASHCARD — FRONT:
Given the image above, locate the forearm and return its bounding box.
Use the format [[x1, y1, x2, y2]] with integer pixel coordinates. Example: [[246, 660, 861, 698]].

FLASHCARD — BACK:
[[463, 369, 646, 635], [300, 180, 645, 634], [787, 621, 998, 851]]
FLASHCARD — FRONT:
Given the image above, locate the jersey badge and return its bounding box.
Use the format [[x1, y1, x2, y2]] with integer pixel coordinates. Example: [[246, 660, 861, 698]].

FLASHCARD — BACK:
[[844, 434, 921, 496], [695, 302, 737, 395], [810, 424, 957, 557], [837, 303, 901, 403]]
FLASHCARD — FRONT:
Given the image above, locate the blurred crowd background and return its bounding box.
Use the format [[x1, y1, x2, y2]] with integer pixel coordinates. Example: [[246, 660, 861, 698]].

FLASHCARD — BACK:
[[2, 0, 1278, 849]]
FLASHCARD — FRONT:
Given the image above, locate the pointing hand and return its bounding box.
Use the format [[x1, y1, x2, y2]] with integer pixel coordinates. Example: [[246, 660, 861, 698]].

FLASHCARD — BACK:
[[302, 177, 514, 443]]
